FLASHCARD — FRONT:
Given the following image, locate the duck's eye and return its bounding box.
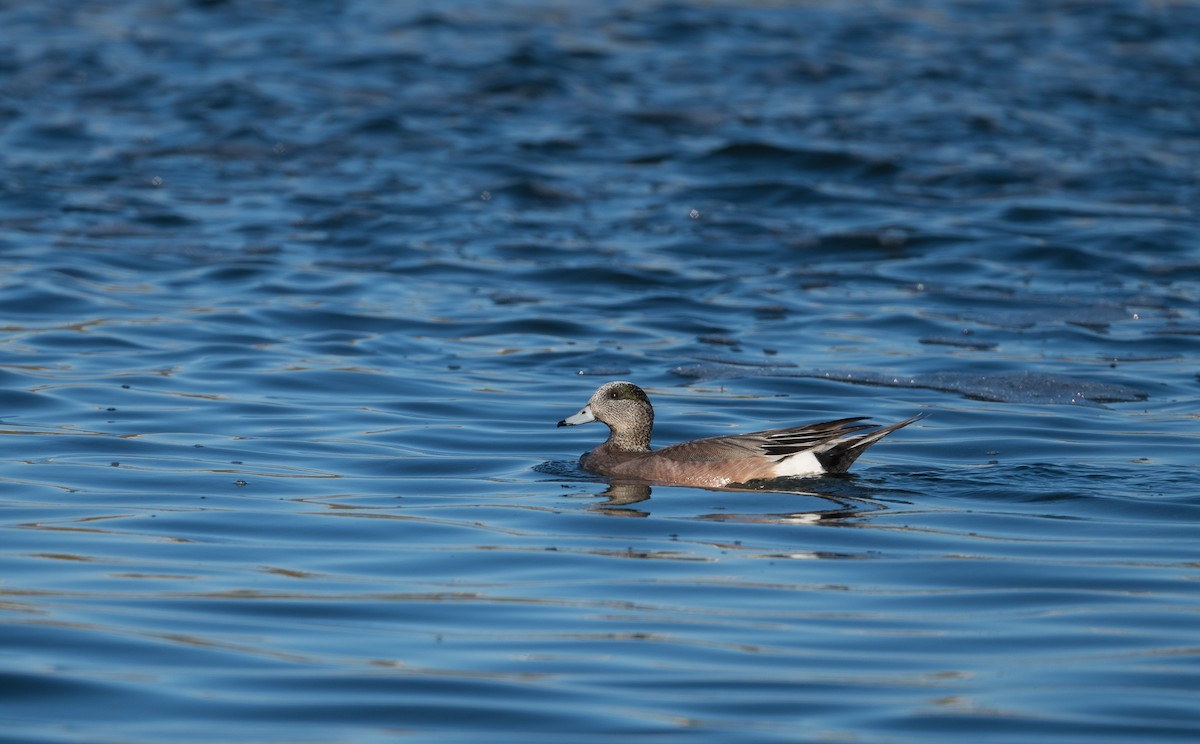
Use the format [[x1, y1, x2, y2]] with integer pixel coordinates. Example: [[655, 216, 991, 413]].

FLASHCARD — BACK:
[[608, 390, 620, 399]]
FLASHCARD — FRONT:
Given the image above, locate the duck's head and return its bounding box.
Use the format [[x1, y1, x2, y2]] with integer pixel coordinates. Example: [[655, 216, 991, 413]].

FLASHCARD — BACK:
[[557, 381, 654, 450]]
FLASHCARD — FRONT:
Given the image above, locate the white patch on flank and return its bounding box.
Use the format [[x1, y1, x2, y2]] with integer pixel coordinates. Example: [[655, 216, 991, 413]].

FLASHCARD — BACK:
[[770, 450, 824, 477]]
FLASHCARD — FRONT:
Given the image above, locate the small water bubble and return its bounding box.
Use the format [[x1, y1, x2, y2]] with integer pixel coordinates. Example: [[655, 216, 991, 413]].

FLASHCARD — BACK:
[[688, 209, 700, 219], [234, 480, 248, 487], [878, 228, 907, 247], [272, 142, 287, 155], [480, 190, 492, 201], [150, 176, 163, 187]]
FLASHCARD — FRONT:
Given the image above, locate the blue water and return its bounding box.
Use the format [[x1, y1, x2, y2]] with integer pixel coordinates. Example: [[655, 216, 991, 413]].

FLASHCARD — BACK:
[[2, 1, 1199, 742]]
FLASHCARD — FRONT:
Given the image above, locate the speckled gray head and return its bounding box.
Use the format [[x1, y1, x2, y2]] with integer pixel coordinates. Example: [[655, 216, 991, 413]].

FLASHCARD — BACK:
[[557, 381, 655, 450]]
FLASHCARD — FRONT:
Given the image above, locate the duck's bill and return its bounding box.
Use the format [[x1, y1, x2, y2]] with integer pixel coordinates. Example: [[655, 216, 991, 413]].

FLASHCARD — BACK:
[[557, 406, 596, 427]]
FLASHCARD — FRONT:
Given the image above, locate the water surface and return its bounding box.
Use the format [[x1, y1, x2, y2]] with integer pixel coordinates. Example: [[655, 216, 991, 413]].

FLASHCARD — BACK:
[[2, 1, 1199, 742]]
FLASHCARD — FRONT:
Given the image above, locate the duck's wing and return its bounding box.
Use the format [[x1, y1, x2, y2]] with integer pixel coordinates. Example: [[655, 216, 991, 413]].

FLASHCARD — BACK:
[[649, 417, 868, 463], [654, 415, 923, 473], [758, 417, 875, 457], [771, 414, 926, 473]]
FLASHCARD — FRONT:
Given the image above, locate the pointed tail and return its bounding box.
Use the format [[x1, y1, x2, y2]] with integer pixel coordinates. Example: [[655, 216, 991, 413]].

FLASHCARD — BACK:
[[815, 413, 926, 473]]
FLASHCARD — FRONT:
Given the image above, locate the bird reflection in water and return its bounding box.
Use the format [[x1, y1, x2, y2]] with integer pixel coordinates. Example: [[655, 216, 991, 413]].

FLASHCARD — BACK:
[[578, 476, 903, 522]]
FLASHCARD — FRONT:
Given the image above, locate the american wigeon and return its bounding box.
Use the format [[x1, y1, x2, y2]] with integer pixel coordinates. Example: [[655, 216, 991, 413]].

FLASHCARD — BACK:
[[558, 381, 923, 488]]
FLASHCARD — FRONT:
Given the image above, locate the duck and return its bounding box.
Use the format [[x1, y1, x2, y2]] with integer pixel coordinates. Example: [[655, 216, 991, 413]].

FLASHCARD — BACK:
[[557, 381, 922, 488]]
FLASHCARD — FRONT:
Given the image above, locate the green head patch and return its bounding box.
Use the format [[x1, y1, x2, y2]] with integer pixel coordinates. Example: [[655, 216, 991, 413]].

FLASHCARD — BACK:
[[607, 382, 649, 404]]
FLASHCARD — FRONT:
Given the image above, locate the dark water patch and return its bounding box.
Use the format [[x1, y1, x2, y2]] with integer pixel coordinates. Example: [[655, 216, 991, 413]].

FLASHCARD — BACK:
[[1152, 326, 1200, 337], [688, 180, 828, 209], [692, 142, 902, 187], [672, 364, 1147, 406], [920, 336, 998, 350]]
